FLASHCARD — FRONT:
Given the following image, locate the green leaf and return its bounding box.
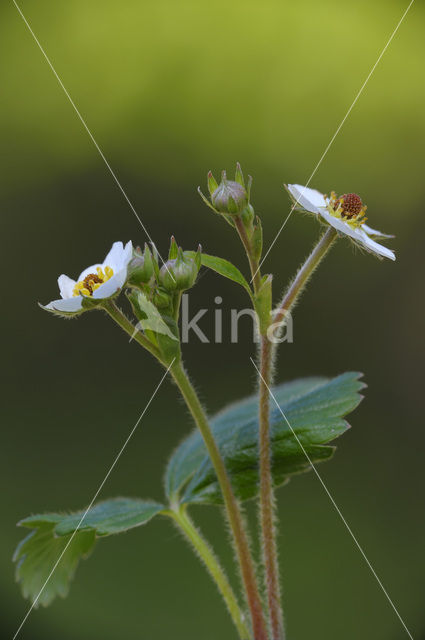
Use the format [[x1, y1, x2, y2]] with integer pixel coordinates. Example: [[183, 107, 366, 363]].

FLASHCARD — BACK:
[[54, 498, 165, 536], [14, 519, 95, 608], [14, 498, 165, 606], [186, 252, 253, 299], [165, 373, 364, 505]]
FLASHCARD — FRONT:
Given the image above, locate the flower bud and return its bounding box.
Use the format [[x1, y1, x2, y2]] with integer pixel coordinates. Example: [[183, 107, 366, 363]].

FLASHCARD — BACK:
[[159, 247, 200, 291], [211, 170, 248, 215], [199, 163, 253, 221], [128, 244, 154, 285]]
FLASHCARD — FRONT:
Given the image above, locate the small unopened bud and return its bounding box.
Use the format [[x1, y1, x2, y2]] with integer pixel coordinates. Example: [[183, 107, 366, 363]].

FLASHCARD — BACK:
[[159, 248, 200, 291], [199, 163, 253, 220], [128, 245, 154, 285], [211, 170, 248, 215]]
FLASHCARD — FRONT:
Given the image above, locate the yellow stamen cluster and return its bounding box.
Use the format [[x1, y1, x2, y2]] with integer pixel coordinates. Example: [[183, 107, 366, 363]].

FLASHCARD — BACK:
[[326, 191, 368, 229], [73, 266, 114, 297]]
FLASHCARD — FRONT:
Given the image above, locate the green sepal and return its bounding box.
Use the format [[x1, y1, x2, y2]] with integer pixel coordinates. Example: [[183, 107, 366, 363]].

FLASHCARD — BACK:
[[151, 243, 161, 281], [207, 171, 219, 196], [198, 187, 236, 228], [191, 245, 202, 271], [39, 292, 107, 319], [235, 162, 245, 187], [246, 174, 253, 201], [81, 294, 106, 310], [38, 302, 86, 319], [168, 236, 179, 260], [283, 183, 309, 213], [198, 186, 217, 212]]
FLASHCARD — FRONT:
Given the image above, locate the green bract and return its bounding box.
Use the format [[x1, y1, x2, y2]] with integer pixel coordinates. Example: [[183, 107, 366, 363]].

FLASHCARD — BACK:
[[185, 251, 253, 301]]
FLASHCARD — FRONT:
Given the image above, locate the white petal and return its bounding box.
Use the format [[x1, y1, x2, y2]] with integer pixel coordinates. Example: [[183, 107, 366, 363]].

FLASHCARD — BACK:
[[92, 269, 127, 299], [103, 241, 124, 270], [58, 274, 76, 299], [121, 240, 133, 267], [104, 240, 133, 271], [45, 297, 83, 312], [362, 223, 394, 239], [357, 229, 396, 260], [320, 210, 396, 260], [319, 210, 362, 242], [287, 184, 327, 214]]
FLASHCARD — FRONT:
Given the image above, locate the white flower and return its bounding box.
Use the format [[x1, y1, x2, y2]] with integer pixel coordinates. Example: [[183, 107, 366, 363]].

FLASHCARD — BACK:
[[286, 184, 395, 261], [43, 241, 133, 314]]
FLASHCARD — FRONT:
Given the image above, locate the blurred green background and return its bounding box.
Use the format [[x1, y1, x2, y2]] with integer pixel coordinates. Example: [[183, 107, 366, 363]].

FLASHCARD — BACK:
[[1, 0, 424, 638]]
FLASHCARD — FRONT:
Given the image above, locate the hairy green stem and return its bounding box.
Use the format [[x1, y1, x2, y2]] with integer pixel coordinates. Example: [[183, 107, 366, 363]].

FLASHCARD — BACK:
[[234, 216, 262, 293], [170, 362, 269, 640], [166, 505, 251, 640], [257, 226, 338, 638], [233, 211, 282, 634], [258, 335, 284, 640], [234, 214, 282, 635], [102, 300, 162, 360], [273, 227, 338, 328], [257, 226, 338, 639], [104, 297, 267, 636], [173, 291, 183, 323]]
